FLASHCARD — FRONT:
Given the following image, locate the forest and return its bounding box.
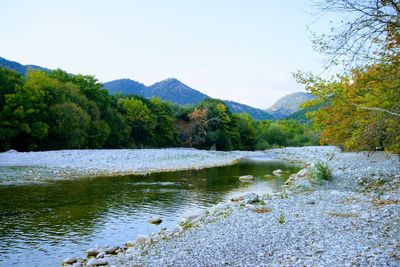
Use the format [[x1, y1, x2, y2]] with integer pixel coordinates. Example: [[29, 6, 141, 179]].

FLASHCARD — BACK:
[[0, 67, 319, 152]]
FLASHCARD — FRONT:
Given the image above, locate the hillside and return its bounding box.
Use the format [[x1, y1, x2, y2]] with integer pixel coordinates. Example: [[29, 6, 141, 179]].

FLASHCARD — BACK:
[[267, 92, 315, 119], [103, 77, 274, 119], [224, 100, 274, 120], [0, 57, 50, 76], [286, 98, 332, 123], [0, 56, 274, 120], [103, 79, 148, 96], [147, 78, 208, 105]]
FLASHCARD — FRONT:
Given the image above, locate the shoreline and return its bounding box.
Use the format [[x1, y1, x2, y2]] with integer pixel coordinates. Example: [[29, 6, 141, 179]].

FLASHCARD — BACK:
[[1, 147, 399, 266], [0, 148, 268, 184], [105, 146, 399, 267]]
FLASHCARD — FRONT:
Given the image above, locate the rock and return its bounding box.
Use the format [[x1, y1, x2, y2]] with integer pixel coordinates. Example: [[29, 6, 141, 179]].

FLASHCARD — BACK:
[[62, 257, 77, 265], [105, 246, 119, 255], [125, 241, 136, 247], [239, 175, 254, 180], [263, 174, 273, 178], [86, 258, 109, 266], [180, 214, 201, 225], [149, 217, 163, 224], [135, 234, 152, 245], [305, 200, 316, 205], [72, 263, 83, 267], [96, 252, 105, 259], [231, 193, 259, 204], [246, 193, 260, 204], [285, 168, 308, 185], [86, 248, 100, 258], [272, 169, 284, 176]]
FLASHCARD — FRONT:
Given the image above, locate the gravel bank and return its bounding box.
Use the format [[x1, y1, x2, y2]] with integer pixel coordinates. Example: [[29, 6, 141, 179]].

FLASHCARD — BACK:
[[0, 148, 263, 184], [108, 146, 400, 267]]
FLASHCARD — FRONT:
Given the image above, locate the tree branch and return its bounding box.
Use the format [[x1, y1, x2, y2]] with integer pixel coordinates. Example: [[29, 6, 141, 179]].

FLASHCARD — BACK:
[[349, 102, 400, 116]]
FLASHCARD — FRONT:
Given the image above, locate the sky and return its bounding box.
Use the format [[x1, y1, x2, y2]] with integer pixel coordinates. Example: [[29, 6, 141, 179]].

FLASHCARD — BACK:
[[0, 0, 333, 109]]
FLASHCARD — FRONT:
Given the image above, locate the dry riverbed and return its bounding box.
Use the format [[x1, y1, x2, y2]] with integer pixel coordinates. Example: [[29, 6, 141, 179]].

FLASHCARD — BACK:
[[0, 148, 265, 184]]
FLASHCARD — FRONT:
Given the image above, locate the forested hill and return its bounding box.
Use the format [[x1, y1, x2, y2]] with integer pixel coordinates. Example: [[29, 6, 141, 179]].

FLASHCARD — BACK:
[[0, 57, 51, 76], [0, 66, 319, 152], [104, 78, 274, 120], [0, 57, 274, 120]]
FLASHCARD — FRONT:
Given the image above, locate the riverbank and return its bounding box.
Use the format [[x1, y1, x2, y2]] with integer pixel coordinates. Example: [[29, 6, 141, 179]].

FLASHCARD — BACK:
[[0, 148, 265, 184], [107, 146, 400, 267]]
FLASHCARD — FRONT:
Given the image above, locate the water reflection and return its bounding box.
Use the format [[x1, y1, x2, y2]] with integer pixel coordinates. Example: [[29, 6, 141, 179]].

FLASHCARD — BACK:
[[0, 159, 299, 266]]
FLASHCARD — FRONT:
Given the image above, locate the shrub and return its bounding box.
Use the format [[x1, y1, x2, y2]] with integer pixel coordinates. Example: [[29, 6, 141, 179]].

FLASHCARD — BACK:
[[315, 162, 332, 181]]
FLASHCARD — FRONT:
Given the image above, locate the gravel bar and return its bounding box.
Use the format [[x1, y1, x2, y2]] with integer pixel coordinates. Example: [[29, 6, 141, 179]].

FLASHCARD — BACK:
[[0, 148, 265, 184], [109, 146, 400, 267]]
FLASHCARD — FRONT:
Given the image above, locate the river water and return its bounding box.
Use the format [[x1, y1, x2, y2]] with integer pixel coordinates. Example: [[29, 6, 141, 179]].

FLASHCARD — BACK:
[[0, 159, 299, 266]]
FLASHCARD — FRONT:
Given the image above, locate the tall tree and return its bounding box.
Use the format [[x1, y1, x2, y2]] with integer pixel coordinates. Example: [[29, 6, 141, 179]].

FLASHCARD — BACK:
[[311, 0, 400, 68]]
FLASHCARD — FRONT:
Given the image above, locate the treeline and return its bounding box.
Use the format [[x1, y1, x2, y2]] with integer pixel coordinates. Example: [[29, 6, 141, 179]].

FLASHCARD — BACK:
[[0, 67, 319, 152]]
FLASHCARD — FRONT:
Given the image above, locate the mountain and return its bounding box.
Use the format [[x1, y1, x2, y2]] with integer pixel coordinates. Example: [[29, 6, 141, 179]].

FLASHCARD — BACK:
[[148, 78, 208, 105], [286, 97, 331, 123], [0, 57, 50, 76], [103, 79, 148, 96], [0, 56, 274, 120], [267, 92, 315, 119], [104, 78, 274, 119], [224, 100, 274, 120]]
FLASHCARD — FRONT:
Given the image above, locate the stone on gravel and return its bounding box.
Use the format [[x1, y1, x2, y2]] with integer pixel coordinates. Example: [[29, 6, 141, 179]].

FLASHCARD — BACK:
[[105, 246, 119, 255], [86, 248, 100, 258], [135, 235, 152, 245], [86, 258, 109, 266], [62, 257, 77, 265]]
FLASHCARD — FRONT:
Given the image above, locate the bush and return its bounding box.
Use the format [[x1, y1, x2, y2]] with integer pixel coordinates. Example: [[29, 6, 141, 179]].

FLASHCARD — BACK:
[[315, 162, 332, 180]]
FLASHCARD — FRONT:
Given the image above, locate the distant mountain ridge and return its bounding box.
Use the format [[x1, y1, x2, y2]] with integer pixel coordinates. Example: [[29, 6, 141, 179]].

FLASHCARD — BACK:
[[0, 57, 274, 120], [103, 78, 273, 120], [267, 92, 315, 119], [0, 57, 51, 76]]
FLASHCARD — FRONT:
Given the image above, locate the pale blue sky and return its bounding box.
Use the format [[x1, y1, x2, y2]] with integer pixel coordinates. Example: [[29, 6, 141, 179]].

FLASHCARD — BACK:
[[0, 0, 333, 108]]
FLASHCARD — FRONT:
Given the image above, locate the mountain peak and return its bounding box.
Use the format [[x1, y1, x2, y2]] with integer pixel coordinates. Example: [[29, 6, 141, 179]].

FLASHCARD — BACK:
[[267, 92, 315, 118]]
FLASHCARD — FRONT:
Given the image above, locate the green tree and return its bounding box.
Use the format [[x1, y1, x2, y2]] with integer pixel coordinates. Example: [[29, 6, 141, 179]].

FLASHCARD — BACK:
[[48, 102, 90, 149], [119, 97, 156, 147]]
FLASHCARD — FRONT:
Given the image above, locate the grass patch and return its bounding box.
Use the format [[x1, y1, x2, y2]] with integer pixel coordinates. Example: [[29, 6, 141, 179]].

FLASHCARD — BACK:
[[275, 212, 285, 224]]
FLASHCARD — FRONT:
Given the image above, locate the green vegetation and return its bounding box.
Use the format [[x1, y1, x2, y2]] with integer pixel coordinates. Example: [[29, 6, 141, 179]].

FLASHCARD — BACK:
[[276, 212, 285, 224], [314, 162, 332, 181], [0, 67, 318, 152], [298, 0, 400, 155]]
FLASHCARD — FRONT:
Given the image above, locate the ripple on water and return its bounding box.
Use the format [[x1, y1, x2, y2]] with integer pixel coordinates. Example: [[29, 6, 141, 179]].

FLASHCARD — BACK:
[[0, 160, 300, 266]]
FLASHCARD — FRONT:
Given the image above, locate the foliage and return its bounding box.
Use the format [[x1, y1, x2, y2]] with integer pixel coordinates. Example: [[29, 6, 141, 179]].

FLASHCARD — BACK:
[[310, 0, 400, 68], [314, 162, 332, 181], [297, 59, 400, 154], [0, 67, 319, 152], [276, 212, 285, 224]]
